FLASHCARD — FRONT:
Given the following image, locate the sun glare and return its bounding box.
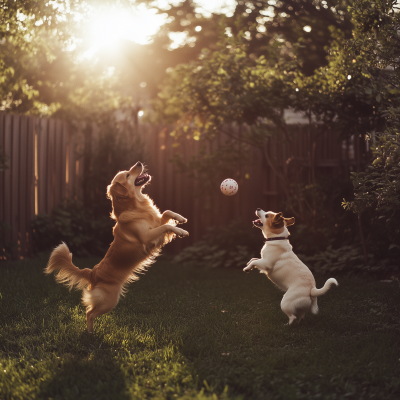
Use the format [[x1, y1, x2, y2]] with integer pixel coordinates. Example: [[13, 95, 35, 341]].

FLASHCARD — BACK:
[[85, 5, 166, 57], [83, 1, 237, 58]]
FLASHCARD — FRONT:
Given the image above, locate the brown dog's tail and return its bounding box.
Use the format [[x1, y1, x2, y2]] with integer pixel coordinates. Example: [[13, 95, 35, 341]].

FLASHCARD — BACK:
[[310, 278, 338, 297], [45, 243, 92, 291]]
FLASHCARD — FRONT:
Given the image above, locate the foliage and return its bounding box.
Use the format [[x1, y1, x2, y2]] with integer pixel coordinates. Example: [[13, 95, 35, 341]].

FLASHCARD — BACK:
[[156, 22, 392, 144], [151, 0, 354, 75], [174, 220, 263, 268], [299, 244, 399, 277], [1, 257, 400, 399], [0, 0, 134, 120], [154, 22, 389, 227], [0, 0, 80, 113], [342, 122, 400, 256], [0, 221, 15, 261], [155, 0, 400, 270], [341, 0, 400, 261], [31, 200, 114, 257]]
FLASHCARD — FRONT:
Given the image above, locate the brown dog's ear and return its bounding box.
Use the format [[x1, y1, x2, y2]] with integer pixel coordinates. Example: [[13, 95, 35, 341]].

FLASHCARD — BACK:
[[272, 212, 284, 228], [284, 217, 295, 226], [107, 182, 128, 200]]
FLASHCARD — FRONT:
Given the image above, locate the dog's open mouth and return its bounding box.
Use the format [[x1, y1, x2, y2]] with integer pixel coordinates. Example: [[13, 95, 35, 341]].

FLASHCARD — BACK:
[[253, 219, 263, 227], [134, 173, 151, 186]]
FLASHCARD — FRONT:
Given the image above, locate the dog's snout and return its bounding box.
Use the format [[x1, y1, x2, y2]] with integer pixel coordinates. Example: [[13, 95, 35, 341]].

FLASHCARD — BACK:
[[137, 162, 142, 168], [257, 208, 261, 211]]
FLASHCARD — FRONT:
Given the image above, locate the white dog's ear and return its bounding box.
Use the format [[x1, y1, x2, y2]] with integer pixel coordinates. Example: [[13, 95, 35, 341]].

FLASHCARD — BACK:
[[272, 212, 284, 228], [284, 217, 295, 226]]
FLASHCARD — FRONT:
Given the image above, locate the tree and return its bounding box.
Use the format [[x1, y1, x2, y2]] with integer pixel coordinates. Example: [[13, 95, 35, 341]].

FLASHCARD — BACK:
[[148, 0, 354, 75], [0, 1, 79, 112], [154, 0, 400, 266], [342, 0, 400, 262]]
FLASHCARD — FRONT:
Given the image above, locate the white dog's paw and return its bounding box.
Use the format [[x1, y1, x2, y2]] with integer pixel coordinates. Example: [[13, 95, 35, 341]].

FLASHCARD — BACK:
[[243, 265, 254, 273], [175, 228, 189, 237], [246, 258, 258, 266]]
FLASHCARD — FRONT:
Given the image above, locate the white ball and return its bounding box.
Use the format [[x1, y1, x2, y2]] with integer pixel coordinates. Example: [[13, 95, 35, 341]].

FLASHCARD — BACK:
[[220, 179, 238, 196]]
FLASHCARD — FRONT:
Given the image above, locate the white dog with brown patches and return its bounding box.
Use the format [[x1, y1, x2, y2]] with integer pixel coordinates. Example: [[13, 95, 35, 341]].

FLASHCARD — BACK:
[[244, 208, 338, 325]]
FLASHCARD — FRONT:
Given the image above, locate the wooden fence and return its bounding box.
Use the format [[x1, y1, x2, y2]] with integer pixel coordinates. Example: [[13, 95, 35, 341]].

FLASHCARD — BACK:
[[0, 113, 82, 259], [144, 124, 365, 253], [0, 112, 366, 259]]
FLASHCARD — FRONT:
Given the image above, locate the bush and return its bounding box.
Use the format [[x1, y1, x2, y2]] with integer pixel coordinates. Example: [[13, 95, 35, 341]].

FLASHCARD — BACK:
[[174, 217, 399, 277], [31, 200, 114, 257], [0, 221, 16, 260], [298, 245, 399, 277], [174, 220, 263, 269]]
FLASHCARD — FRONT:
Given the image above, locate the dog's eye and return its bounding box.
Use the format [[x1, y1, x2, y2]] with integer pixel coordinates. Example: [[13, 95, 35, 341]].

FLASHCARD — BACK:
[[126, 173, 130, 179]]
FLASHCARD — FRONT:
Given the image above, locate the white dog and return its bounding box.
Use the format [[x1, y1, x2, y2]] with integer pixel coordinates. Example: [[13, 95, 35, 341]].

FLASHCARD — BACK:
[[244, 209, 338, 325]]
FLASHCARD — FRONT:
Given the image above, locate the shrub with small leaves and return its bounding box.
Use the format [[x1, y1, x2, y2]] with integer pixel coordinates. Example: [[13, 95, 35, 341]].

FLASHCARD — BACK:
[[299, 244, 398, 277], [174, 220, 263, 269], [343, 108, 400, 259], [31, 200, 114, 257]]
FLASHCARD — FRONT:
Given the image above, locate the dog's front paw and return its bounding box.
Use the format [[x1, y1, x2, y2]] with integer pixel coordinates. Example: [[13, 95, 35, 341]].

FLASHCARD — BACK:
[[176, 216, 187, 224], [175, 228, 189, 237], [243, 265, 254, 273]]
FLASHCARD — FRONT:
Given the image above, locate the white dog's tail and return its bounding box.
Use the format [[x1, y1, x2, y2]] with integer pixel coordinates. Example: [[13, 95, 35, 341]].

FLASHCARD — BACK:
[[310, 278, 338, 297]]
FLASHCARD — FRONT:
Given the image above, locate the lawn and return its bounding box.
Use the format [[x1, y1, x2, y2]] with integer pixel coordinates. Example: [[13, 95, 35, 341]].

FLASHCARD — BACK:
[[0, 255, 400, 400]]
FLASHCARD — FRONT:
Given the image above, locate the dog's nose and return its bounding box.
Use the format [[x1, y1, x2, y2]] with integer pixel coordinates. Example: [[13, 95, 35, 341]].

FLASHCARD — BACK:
[[137, 162, 142, 168], [257, 208, 261, 211]]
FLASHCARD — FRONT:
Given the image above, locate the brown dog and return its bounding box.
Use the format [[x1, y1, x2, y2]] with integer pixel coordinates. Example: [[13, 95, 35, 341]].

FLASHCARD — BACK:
[[45, 162, 189, 332]]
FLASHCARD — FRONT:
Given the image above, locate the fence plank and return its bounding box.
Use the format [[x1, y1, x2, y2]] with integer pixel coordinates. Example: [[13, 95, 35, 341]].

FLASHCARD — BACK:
[[67, 125, 76, 199], [26, 117, 35, 255], [54, 120, 63, 207], [3, 115, 13, 254], [18, 116, 29, 257], [0, 113, 5, 231], [37, 118, 48, 214], [0, 114, 6, 259], [11, 115, 20, 257], [60, 122, 67, 200], [47, 119, 56, 213]]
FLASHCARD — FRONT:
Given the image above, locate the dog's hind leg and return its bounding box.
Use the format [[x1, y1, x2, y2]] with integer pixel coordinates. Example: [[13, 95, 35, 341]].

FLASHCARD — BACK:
[[310, 297, 319, 314], [281, 293, 311, 325], [83, 285, 122, 333], [281, 300, 297, 325]]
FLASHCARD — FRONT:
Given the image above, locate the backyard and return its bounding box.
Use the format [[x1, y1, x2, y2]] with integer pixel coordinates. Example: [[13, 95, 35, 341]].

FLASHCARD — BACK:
[[1, 1, 400, 399], [1, 255, 399, 400]]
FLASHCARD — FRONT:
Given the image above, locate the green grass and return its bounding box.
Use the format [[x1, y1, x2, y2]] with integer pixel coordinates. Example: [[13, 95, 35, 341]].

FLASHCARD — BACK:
[[1, 256, 400, 400]]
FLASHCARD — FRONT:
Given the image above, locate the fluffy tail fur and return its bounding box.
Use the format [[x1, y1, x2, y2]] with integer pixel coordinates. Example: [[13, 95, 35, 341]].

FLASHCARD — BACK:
[[310, 278, 338, 297], [45, 243, 92, 291]]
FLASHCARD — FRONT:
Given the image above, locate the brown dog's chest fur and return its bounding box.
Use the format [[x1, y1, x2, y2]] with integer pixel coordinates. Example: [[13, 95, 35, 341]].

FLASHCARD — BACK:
[[88, 200, 167, 289]]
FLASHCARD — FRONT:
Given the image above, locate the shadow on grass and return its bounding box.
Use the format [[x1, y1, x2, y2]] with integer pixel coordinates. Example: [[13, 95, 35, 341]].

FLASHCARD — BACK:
[[38, 345, 130, 400]]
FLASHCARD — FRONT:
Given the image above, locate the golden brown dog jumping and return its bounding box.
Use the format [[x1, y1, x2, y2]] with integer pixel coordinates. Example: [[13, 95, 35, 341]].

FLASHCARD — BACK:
[[45, 162, 189, 333]]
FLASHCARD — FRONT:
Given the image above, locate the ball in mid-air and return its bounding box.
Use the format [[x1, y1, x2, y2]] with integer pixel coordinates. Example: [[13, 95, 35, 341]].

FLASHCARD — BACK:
[[220, 179, 238, 196]]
